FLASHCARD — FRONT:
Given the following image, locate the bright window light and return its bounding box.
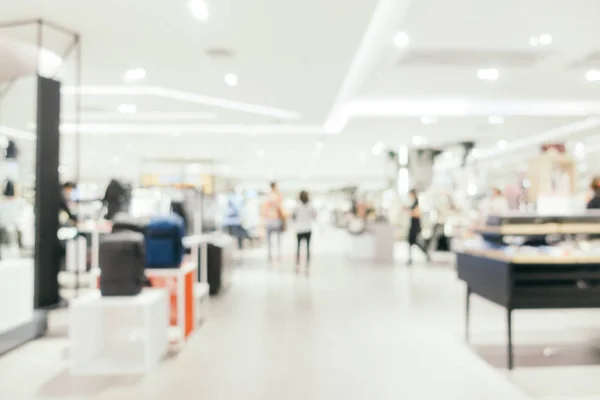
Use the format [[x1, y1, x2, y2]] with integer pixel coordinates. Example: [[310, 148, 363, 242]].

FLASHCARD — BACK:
[[189, 0, 209, 21], [477, 68, 499, 81], [539, 34, 552, 45], [393, 32, 410, 48], [117, 104, 137, 114], [224, 73, 238, 87], [124, 68, 146, 82], [372, 141, 385, 155], [412, 136, 427, 146], [586, 69, 600, 82], [488, 116, 504, 125], [420, 116, 438, 125], [530, 34, 552, 47]]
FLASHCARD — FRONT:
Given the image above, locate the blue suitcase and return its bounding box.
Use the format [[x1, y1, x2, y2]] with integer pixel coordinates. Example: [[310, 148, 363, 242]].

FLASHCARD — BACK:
[[145, 214, 185, 268]]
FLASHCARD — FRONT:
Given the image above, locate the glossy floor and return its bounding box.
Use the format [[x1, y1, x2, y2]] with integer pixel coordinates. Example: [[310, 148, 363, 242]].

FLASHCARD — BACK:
[[1, 227, 600, 399]]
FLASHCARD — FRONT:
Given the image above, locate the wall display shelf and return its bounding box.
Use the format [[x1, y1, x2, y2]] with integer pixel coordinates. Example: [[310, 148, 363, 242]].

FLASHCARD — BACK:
[[458, 213, 600, 370]]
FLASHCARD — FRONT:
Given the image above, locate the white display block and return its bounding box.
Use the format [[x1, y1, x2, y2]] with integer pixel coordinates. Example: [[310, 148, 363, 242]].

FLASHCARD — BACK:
[[78, 220, 112, 271], [195, 282, 210, 324], [0, 259, 34, 335], [69, 289, 169, 376]]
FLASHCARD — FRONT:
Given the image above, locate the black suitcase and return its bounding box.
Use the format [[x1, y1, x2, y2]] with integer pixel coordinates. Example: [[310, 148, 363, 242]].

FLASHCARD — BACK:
[[99, 231, 146, 296], [202, 243, 223, 295]]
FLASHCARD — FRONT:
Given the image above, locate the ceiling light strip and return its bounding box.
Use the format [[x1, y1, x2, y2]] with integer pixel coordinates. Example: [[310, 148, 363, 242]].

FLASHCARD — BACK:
[[61, 112, 218, 121], [61, 85, 301, 120], [472, 117, 600, 162], [0, 126, 35, 140], [341, 99, 600, 117], [324, 0, 412, 132], [59, 123, 330, 135]]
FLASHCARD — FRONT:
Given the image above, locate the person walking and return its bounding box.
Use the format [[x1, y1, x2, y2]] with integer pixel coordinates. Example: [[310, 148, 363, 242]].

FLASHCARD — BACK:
[[406, 189, 430, 265], [293, 190, 316, 273], [262, 182, 285, 263], [223, 191, 244, 249]]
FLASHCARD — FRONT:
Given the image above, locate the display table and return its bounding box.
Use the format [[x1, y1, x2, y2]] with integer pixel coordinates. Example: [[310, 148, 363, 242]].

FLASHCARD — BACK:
[[0, 259, 34, 335], [146, 262, 197, 343], [93, 261, 197, 344], [77, 219, 112, 271], [195, 282, 210, 324], [183, 234, 210, 283], [458, 249, 600, 370], [69, 289, 169, 376], [0, 258, 46, 356], [185, 233, 234, 295]]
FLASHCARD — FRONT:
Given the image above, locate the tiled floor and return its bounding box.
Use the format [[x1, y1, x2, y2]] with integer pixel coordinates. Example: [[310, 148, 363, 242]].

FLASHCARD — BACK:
[[2, 227, 600, 399]]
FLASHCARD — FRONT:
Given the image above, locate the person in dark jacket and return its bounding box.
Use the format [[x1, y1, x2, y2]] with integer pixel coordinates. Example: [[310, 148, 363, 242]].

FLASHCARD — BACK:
[[587, 177, 600, 210], [405, 189, 431, 265]]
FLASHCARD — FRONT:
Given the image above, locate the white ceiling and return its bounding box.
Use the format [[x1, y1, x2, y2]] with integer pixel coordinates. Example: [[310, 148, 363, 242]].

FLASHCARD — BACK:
[[1, 0, 600, 190]]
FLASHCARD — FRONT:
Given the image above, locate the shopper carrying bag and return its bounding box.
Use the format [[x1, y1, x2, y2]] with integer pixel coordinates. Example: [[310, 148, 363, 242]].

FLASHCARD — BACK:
[[293, 190, 316, 273], [262, 182, 286, 263]]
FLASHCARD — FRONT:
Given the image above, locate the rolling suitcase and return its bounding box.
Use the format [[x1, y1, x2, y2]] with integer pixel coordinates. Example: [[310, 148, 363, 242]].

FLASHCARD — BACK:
[[99, 231, 145, 296], [206, 243, 223, 295], [145, 215, 185, 268]]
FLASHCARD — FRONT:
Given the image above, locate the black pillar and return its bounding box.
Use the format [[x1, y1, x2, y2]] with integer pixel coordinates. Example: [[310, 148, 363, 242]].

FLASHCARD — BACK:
[[34, 76, 61, 308]]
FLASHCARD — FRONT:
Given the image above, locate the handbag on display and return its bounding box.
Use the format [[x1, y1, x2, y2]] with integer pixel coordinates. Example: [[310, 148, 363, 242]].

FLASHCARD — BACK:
[[99, 231, 146, 296]]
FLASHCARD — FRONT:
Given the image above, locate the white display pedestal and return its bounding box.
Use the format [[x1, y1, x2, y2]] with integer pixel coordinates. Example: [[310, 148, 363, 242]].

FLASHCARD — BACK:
[[69, 289, 169, 376], [78, 220, 112, 271], [195, 282, 210, 324], [0, 259, 34, 335], [345, 223, 395, 264]]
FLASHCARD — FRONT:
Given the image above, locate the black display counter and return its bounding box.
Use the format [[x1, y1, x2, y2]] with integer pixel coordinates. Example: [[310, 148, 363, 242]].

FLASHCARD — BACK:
[[458, 250, 600, 370]]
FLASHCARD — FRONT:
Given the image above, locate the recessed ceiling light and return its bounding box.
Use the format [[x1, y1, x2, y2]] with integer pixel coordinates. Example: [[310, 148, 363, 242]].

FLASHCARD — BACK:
[[224, 73, 238, 87], [586, 69, 600, 82], [117, 104, 137, 114], [412, 136, 427, 146], [189, 0, 209, 21], [372, 141, 385, 155], [124, 68, 146, 82], [393, 32, 410, 48], [256, 149, 265, 158], [488, 116, 504, 125], [539, 34, 552, 45], [497, 140, 507, 149], [529, 34, 552, 47], [477, 68, 499, 81], [420, 116, 438, 125]]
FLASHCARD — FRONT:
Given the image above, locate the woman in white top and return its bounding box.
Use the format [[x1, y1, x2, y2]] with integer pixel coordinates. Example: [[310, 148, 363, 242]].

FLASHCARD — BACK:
[[293, 190, 316, 271]]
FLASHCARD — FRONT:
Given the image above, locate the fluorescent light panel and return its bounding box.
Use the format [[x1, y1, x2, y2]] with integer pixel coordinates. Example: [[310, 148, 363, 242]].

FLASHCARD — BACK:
[[61, 111, 218, 121], [59, 123, 329, 135], [62, 85, 301, 120]]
